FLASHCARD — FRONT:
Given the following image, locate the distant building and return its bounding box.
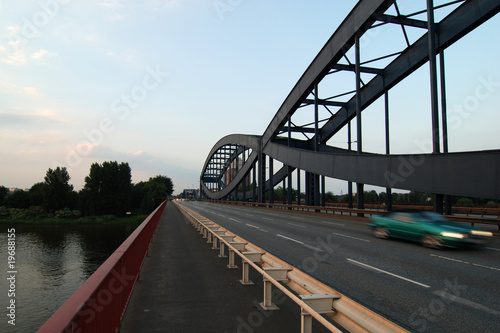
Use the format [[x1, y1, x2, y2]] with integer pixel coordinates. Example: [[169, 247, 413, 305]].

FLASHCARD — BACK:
[[8, 188, 28, 194], [183, 189, 198, 200]]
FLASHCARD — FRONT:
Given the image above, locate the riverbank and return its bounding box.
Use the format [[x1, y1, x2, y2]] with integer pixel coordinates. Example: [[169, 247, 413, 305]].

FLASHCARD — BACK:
[[0, 214, 147, 224]]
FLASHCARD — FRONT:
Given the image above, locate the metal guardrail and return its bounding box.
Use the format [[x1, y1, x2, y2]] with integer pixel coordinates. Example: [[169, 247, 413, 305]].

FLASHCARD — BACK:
[[175, 201, 409, 333], [206, 200, 500, 232], [38, 201, 167, 333]]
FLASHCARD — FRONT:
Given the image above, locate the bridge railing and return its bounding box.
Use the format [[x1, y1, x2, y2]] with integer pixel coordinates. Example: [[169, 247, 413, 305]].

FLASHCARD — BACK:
[[38, 200, 167, 333], [204, 200, 500, 231]]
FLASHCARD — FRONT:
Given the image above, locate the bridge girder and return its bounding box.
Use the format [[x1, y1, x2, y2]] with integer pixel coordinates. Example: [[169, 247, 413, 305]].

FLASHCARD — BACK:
[[200, 0, 500, 204]]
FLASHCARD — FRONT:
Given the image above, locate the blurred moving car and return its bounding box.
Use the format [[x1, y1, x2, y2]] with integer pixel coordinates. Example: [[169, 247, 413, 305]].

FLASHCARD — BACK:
[[369, 211, 493, 249]]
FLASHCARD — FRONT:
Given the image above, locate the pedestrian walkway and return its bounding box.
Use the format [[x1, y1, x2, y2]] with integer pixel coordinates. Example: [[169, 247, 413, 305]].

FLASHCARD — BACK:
[[120, 201, 327, 333]]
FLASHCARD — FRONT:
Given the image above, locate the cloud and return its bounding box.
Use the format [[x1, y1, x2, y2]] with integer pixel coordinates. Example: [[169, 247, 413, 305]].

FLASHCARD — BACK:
[[150, 0, 179, 11], [127, 150, 144, 156], [105, 48, 138, 62], [0, 108, 71, 127], [0, 27, 57, 65], [31, 108, 72, 124], [21, 86, 41, 95], [98, 0, 124, 9], [97, 0, 128, 21], [31, 49, 48, 59], [15, 150, 40, 156], [0, 82, 42, 99]]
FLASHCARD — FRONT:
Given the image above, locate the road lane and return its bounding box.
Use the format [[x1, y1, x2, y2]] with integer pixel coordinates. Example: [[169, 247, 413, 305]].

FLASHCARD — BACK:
[[179, 201, 500, 333]]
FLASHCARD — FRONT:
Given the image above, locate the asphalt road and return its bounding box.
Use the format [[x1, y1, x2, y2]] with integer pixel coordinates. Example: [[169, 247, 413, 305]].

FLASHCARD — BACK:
[[179, 201, 500, 333]]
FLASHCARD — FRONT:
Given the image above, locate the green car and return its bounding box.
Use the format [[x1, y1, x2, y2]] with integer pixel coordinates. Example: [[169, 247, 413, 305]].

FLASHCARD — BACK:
[[369, 211, 493, 249]]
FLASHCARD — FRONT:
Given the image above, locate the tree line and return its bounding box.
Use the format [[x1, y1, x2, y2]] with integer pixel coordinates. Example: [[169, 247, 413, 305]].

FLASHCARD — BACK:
[[0, 161, 173, 219], [267, 187, 497, 207]]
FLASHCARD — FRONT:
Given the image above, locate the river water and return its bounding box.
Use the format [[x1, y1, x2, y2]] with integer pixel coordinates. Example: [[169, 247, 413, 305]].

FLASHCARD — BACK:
[[0, 221, 141, 332]]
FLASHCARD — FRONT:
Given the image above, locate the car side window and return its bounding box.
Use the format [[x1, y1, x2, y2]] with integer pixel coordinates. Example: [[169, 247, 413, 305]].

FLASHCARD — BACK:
[[392, 213, 412, 223]]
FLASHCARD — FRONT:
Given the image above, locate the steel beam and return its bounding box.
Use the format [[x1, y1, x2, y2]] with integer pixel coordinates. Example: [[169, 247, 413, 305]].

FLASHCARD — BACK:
[[264, 142, 500, 200]]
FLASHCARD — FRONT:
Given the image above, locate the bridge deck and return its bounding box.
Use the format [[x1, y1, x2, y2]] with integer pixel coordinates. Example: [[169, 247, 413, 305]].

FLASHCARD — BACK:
[[120, 201, 326, 332]]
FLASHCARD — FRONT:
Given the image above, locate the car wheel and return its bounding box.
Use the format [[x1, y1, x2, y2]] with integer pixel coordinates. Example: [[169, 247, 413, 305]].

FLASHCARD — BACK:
[[373, 227, 389, 239], [421, 234, 443, 249]]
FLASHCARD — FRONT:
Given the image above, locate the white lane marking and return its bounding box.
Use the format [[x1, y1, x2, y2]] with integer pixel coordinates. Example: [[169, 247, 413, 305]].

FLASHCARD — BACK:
[[321, 221, 345, 226], [430, 254, 500, 272], [246, 223, 268, 233], [229, 218, 241, 223], [218, 214, 226, 218], [290, 216, 305, 220], [303, 244, 325, 252], [262, 217, 274, 221], [434, 291, 500, 316], [486, 247, 500, 251], [288, 223, 306, 228], [277, 234, 324, 252], [347, 258, 431, 288], [277, 234, 304, 244], [331, 232, 371, 243]]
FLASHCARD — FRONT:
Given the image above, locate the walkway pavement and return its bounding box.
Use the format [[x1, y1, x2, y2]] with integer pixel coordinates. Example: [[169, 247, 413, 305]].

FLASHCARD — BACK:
[[120, 201, 327, 333]]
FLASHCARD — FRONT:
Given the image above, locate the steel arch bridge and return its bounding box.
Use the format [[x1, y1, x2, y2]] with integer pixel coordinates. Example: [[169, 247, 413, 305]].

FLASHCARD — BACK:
[[200, 0, 500, 213]]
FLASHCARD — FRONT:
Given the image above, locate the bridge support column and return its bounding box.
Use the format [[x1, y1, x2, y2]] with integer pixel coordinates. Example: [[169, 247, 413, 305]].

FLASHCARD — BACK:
[[269, 157, 274, 204], [440, 50, 452, 216], [252, 165, 257, 202], [297, 169, 301, 205], [357, 183, 364, 217], [355, 33, 364, 216], [321, 175, 326, 207], [428, 0, 446, 215], [258, 148, 266, 203], [282, 179, 286, 204], [305, 172, 320, 208], [433, 194, 444, 214], [384, 82, 393, 211]]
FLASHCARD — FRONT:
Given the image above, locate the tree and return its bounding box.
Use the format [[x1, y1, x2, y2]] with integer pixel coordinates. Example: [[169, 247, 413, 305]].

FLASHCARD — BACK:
[[29, 182, 46, 207], [0, 186, 8, 206], [43, 167, 75, 212], [130, 176, 173, 214], [140, 175, 173, 213], [81, 161, 132, 216], [5, 190, 30, 209]]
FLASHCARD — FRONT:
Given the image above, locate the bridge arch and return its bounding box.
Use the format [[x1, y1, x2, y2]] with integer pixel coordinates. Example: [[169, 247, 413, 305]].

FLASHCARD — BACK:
[[200, 0, 500, 212]]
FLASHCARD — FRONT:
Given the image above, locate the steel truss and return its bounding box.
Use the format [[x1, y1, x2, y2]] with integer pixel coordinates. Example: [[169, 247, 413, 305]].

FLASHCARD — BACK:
[[200, 0, 500, 213]]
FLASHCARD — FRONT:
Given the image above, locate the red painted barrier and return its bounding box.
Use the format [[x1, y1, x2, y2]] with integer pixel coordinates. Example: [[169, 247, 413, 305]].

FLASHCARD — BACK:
[[38, 201, 168, 333]]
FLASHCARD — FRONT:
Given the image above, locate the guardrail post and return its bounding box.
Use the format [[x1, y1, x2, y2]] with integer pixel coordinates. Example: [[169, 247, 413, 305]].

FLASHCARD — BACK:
[[301, 314, 313, 333], [240, 252, 264, 285], [212, 230, 226, 249], [228, 242, 247, 269], [219, 242, 226, 257], [228, 249, 238, 269], [240, 261, 254, 285], [260, 267, 292, 310], [218, 235, 234, 258], [206, 226, 219, 244], [299, 293, 339, 333]]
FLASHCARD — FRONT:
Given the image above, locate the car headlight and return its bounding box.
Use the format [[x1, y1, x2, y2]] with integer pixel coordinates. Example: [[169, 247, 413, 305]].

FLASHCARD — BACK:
[[471, 230, 493, 237], [441, 232, 466, 239]]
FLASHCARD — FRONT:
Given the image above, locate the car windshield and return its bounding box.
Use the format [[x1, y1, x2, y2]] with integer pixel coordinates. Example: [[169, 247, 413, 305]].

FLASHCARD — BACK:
[[419, 211, 467, 228]]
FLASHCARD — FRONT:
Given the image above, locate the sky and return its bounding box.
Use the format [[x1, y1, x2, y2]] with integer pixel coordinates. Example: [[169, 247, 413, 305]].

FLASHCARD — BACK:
[[0, 1, 499, 195]]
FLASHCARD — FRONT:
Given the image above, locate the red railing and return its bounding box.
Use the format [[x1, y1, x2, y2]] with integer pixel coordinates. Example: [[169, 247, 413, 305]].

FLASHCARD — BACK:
[[38, 200, 168, 333]]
